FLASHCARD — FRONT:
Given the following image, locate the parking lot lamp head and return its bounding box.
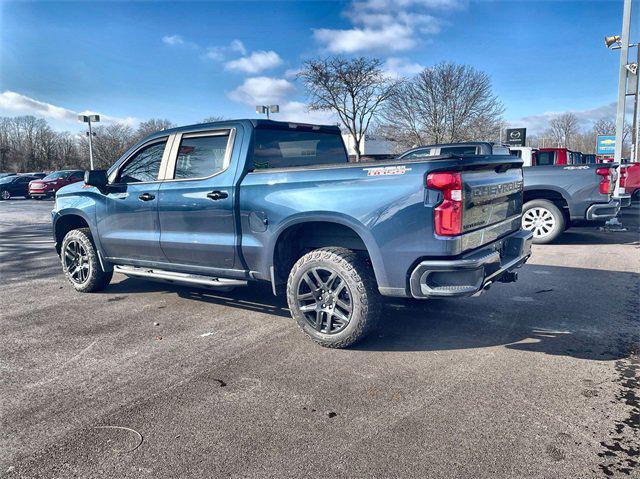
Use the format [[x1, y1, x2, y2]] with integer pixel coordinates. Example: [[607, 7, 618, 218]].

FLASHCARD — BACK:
[[256, 105, 279, 119], [605, 35, 622, 49]]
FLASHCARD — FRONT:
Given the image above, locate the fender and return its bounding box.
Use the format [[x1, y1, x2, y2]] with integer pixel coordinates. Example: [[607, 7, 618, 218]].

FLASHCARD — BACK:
[[267, 211, 388, 286]]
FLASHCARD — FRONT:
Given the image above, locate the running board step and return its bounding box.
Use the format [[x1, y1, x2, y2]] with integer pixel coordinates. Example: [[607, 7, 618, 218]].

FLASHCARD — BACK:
[[113, 265, 247, 289]]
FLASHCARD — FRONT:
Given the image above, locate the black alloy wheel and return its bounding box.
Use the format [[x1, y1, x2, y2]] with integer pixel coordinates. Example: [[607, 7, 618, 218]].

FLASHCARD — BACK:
[[296, 266, 353, 334]]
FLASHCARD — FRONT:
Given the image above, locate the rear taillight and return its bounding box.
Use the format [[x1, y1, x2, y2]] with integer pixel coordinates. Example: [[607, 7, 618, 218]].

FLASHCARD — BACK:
[[596, 167, 610, 195], [619, 168, 627, 188], [427, 171, 462, 236]]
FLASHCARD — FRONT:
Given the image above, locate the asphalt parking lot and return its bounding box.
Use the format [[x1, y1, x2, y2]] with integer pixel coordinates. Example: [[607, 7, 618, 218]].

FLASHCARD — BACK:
[[1, 198, 638, 478]]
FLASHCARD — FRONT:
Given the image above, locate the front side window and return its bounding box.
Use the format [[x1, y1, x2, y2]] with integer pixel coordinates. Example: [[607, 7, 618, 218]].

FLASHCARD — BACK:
[[117, 140, 167, 183], [252, 128, 347, 170], [174, 134, 229, 179]]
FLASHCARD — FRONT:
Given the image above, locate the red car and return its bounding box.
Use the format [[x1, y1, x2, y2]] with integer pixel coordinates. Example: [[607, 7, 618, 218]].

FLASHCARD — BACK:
[[622, 162, 640, 199], [28, 170, 84, 199]]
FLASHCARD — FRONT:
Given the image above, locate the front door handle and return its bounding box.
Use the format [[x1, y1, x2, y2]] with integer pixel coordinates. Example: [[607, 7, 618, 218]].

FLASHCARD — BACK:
[[138, 192, 155, 201], [207, 190, 228, 201]]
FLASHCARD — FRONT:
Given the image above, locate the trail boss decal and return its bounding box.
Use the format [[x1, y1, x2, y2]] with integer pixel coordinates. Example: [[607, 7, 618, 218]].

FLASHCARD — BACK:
[[363, 165, 412, 176]]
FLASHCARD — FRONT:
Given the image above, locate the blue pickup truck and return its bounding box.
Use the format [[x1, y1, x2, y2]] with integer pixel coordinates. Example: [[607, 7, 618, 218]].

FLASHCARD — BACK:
[[52, 120, 533, 347]]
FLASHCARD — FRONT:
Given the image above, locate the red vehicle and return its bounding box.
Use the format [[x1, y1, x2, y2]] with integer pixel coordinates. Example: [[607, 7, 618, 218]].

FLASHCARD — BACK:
[[622, 162, 640, 198], [535, 148, 583, 166], [28, 170, 84, 199]]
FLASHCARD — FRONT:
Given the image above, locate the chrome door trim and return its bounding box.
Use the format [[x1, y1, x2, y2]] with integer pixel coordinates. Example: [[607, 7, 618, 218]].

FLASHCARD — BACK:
[[161, 128, 236, 182]]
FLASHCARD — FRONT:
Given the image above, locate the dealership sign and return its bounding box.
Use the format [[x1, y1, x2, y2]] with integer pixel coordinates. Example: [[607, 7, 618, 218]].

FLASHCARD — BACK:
[[596, 135, 616, 155], [506, 128, 526, 147]]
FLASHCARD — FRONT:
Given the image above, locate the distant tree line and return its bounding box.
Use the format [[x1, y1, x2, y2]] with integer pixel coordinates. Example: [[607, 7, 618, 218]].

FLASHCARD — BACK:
[[0, 117, 176, 173], [524, 114, 632, 156]]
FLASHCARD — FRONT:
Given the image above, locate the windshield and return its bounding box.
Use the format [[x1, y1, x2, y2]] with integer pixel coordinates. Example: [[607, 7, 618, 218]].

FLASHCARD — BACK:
[[43, 171, 69, 181]]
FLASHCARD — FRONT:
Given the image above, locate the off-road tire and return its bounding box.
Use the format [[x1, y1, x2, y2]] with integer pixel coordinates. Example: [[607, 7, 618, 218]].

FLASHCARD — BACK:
[[287, 247, 381, 348], [61, 228, 113, 292], [522, 199, 565, 244]]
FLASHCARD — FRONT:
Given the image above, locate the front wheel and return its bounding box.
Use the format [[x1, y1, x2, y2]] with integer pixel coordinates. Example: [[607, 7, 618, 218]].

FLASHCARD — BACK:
[[61, 228, 113, 292], [522, 199, 565, 244], [287, 247, 381, 348]]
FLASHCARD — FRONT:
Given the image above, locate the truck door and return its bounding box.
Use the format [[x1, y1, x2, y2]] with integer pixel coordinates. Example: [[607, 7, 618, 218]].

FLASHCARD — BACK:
[[97, 138, 169, 262], [157, 129, 238, 270]]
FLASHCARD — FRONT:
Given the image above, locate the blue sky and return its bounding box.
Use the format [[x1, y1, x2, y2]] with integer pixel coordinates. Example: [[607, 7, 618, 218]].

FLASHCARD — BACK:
[[0, 0, 637, 134]]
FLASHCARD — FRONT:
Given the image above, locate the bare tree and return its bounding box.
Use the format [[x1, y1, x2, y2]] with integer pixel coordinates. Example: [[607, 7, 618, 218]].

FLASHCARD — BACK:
[[299, 57, 401, 161], [84, 123, 135, 169], [202, 116, 226, 123], [383, 62, 504, 148], [135, 119, 174, 141], [548, 113, 580, 148]]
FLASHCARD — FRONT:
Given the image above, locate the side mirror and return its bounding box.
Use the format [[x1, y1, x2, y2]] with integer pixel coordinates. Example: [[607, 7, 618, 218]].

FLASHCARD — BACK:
[[84, 170, 108, 188]]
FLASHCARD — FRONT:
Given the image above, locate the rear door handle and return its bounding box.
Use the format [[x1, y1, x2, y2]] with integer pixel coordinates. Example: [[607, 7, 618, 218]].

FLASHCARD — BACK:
[[207, 190, 228, 201], [138, 192, 155, 201]]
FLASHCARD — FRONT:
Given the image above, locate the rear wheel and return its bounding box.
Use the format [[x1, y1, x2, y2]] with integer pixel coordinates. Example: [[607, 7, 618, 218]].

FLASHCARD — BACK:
[[61, 228, 112, 292], [1, 190, 10, 200], [287, 247, 380, 348], [522, 199, 565, 244]]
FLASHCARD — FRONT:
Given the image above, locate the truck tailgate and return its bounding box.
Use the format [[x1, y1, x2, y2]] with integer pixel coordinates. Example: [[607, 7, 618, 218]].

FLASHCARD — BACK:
[[462, 167, 523, 233]]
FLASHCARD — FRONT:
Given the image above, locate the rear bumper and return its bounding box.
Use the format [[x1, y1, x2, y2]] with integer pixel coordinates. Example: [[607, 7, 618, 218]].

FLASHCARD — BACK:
[[615, 195, 632, 208], [585, 199, 621, 220], [407, 229, 533, 299]]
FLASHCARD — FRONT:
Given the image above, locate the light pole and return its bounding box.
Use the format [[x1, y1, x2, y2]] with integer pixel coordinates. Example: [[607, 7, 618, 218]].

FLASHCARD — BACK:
[[255, 105, 279, 119], [604, 0, 637, 195], [78, 114, 100, 170]]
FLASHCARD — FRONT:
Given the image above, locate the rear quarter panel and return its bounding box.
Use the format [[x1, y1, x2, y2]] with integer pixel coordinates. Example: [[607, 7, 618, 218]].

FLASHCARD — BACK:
[[239, 162, 435, 289]]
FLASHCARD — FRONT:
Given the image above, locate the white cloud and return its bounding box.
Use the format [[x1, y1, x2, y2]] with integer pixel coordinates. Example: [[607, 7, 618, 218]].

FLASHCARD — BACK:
[[227, 77, 296, 105], [313, 0, 453, 53], [225, 50, 283, 74], [383, 57, 425, 77], [314, 24, 416, 54], [162, 34, 185, 46], [0, 91, 137, 127]]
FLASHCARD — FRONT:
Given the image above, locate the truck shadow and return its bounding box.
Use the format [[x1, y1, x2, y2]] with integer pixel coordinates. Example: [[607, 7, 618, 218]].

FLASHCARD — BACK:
[[106, 265, 639, 362], [545, 203, 639, 246], [355, 265, 639, 360]]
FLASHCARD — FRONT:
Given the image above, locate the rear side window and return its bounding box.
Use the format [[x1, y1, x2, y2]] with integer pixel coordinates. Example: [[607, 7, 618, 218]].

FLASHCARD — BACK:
[[440, 146, 478, 156], [252, 128, 347, 170], [69, 171, 84, 180], [174, 134, 230, 179], [117, 140, 166, 183], [536, 151, 555, 166]]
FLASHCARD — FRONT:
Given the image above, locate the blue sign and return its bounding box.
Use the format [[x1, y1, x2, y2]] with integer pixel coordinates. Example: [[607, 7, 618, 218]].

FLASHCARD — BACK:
[[596, 135, 616, 155]]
